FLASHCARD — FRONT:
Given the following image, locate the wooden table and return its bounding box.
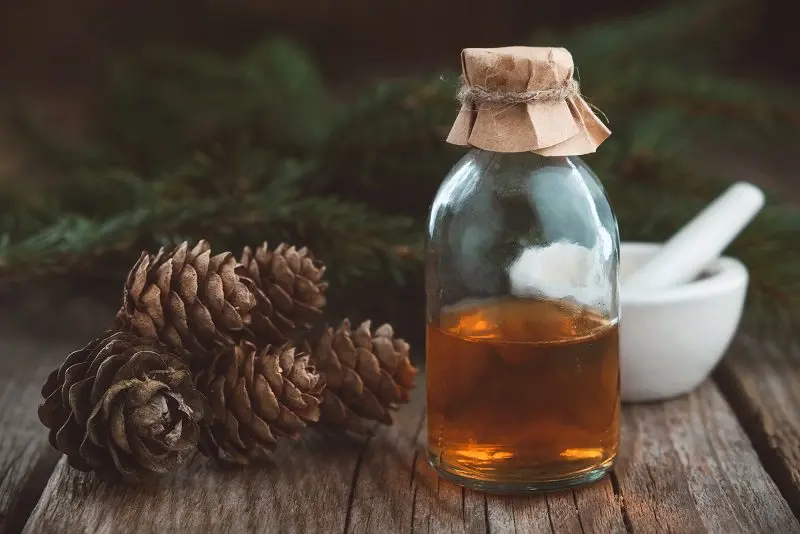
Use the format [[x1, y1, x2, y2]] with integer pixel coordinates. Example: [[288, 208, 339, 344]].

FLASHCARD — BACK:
[[2, 294, 799, 533]]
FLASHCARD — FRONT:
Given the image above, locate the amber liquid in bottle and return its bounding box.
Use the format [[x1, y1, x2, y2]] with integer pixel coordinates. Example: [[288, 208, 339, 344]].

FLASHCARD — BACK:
[[426, 297, 620, 491]]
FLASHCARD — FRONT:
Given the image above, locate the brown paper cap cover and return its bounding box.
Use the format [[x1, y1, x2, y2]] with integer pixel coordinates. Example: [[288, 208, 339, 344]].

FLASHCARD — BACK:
[[446, 46, 610, 156]]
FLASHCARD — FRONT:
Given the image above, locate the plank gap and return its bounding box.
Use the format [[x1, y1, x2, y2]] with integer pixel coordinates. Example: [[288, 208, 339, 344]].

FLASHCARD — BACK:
[[571, 491, 586, 534], [342, 434, 373, 534], [1, 445, 61, 534], [409, 450, 419, 489], [544, 494, 555, 533], [483, 494, 490, 534], [510, 497, 517, 533], [715, 364, 800, 518], [408, 406, 426, 490], [608, 470, 633, 534], [409, 485, 417, 534]]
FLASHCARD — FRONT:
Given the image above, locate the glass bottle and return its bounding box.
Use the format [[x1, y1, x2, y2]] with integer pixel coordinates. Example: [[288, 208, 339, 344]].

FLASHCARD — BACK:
[[425, 47, 620, 494], [425, 150, 620, 494]]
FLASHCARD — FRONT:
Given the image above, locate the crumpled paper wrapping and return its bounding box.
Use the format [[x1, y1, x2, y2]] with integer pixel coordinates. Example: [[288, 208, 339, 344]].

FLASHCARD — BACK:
[[446, 46, 611, 156]]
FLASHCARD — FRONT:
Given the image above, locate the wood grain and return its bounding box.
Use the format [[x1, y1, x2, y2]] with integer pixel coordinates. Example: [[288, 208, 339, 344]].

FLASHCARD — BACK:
[[716, 333, 800, 517], [617, 380, 798, 533], [24, 369, 798, 533], [0, 337, 62, 534], [0, 292, 115, 534], [25, 435, 361, 533]]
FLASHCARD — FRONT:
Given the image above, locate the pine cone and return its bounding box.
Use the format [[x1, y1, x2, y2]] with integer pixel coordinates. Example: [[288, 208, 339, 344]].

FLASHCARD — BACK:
[[237, 242, 328, 346], [312, 320, 417, 434], [38, 331, 207, 483], [195, 340, 324, 465], [117, 240, 256, 359]]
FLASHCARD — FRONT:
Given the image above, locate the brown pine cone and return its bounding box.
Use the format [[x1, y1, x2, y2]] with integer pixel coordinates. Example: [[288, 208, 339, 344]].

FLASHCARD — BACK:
[[195, 340, 324, 465], [237, 242, 328, 346], [38, 331, 207, 483], [117, 240, 256, 359], [312, 320, 417, 434]]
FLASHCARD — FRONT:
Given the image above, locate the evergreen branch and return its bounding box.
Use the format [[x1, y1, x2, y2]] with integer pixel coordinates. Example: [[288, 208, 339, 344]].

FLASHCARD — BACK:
[[0, 0, 798, 337], [0, 157, 417, 290]]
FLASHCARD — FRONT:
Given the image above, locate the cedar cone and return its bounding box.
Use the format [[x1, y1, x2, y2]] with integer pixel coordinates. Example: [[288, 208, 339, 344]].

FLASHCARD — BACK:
[[312, 320, 417, 434], [237, 242, 328, 346], [195, 340, 324, 465], [38, 331, 207, 483], [117, 240, 256, 359]]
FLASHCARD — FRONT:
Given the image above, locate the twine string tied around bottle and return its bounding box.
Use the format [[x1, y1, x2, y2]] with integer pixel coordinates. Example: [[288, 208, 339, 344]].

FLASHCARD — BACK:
[[456, 76, 581, 107]]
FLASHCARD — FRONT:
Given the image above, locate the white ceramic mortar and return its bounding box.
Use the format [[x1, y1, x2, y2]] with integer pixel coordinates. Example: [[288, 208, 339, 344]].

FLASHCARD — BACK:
[[619, 242, 749, 402]]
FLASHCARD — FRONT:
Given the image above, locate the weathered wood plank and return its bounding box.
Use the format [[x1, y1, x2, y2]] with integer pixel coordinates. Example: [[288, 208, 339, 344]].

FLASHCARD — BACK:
[[25, 431, 361, 533], [345, 385, 424, 533], [0, 340, 62, 534], [23, 369, 800, 533], [484, 479, 627, 534], [0, 293, 114, 534], [617, 380, 799, 533], [716, 333, 800, 517]]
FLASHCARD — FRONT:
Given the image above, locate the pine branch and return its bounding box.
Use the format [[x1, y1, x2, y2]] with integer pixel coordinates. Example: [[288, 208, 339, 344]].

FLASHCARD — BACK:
[[1, 0, 798, 335], [0, 152, 417, 290]]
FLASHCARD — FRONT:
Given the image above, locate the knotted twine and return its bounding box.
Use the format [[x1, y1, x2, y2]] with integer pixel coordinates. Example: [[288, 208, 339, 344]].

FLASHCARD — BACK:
[[456, 76, 581, 107]]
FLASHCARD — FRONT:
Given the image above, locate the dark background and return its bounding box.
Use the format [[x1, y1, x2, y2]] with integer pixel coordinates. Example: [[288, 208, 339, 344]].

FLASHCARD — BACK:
[[0, 0, 794, 110], [0, 0, 797, 347]]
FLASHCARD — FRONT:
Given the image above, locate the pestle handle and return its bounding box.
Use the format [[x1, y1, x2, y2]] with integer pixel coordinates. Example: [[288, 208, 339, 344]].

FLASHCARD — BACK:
[[623, 181, 765, 291]]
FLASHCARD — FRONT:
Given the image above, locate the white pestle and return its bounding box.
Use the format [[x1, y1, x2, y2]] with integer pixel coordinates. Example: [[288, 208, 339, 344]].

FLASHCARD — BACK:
[[623, 181, 765, 291]]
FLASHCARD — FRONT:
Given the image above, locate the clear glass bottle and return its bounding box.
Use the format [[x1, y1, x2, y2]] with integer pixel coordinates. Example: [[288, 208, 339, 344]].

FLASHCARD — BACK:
[[425, 149, 620, 493]]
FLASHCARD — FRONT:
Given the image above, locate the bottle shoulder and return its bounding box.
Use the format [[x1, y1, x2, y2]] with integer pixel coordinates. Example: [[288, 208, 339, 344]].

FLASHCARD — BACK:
[[433, 150, 604, 198], [428, 150, 617, 235]]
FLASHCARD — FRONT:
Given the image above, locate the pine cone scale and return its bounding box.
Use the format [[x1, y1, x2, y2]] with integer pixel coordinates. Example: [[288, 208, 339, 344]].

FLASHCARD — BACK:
[[292, 301, 324, 323], [219, 301, 245, 331], [203, 273, 226, 314], [267, 284, 294, 313], [67, 377, 95, 426], [188, 301, 218, 342], [177, 270, 199, 304], [153, 260, 172, 294], [279, 382, 306, 415], [126, 253, 149, 302], [231, 377, 255, 423], [236, 242, 327, 345], [118, 240, 256, 360], [109, 399, 130, 453], [38, 392, 66, 430], [90, 355, 129, 401], [252, 375, 280, 420], [227, 281, 255, 310], [275, 408, 305, 435], [206, 252, 227, 277], [196, 341, 322, 465], [131, 310, 159, 339], [38, 332, 207, 482], [247, 414, 278, 447], [312, 319, 417, 434], [61, 363, 90, 407], [370, 337, 397, 371], [55, 416, 83, 458]]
